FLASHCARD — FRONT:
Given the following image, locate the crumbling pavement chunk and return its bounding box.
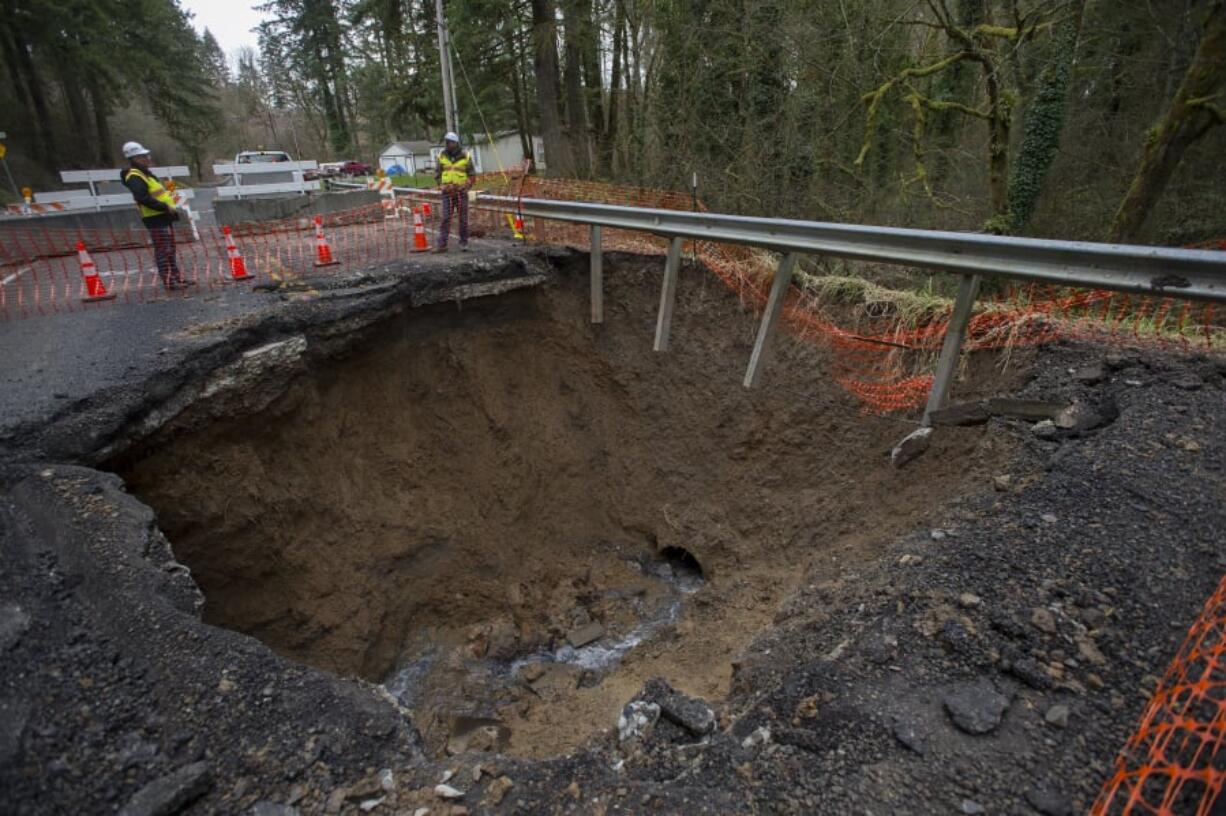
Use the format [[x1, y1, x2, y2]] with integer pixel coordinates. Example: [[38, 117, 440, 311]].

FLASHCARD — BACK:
[[118, 761, 212, 816], [638, 678, 715, 737], [941, 679, 1011, 735]]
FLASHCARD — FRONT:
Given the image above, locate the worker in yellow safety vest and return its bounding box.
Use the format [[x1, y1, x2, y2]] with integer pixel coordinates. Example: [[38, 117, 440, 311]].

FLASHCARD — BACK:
[[120, 141, 192, 290], [434, 132, 475, 253]]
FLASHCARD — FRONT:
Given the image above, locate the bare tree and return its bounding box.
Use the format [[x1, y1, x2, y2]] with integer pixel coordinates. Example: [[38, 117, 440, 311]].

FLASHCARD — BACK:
[[1108, 0, 1225, 242]]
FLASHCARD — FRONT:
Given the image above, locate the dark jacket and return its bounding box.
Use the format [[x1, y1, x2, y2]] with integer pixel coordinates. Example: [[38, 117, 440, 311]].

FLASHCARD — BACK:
[[121, 165, 179, 228]]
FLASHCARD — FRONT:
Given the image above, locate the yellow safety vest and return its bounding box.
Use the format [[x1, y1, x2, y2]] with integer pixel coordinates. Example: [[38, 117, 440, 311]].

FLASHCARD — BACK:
[[438, 151, 472, 186], [123, 166, 175, 219]]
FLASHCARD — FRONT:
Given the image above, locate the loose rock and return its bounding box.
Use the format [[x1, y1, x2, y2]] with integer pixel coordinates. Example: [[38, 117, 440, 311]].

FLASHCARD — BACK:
[[1045, 704, 1070, 729], [0, 603, 31, 652], [942, 680, 1010, 735], [958, 593, 981, 609], [482, 776, 513, 807], [1026, 786, 1074, 816], [1008, 657, 1055, 690], [636, 678, 715, 737], [1031, 607, 1057, 634], [1077, 636, 1108, 666], [1032, 420, 1059, 440], [1073, 364, 1106, 385], [566, 622, 605, 648], [891, 427, 932, 468], [118, 762, 212, 816], [435, 784, 464, 800], [892, 718, 928, 755], [617, 701, 661, 745]]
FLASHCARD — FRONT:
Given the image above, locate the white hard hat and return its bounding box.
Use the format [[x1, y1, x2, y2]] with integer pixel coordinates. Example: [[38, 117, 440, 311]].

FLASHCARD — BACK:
[[443, 132, 460, 144], [122, 141, 151, 158]]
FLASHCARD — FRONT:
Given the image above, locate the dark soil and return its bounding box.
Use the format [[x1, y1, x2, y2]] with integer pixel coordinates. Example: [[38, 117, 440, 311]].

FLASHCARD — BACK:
[[1, 248, 1223, 815], [108, 253, 1007, 760]]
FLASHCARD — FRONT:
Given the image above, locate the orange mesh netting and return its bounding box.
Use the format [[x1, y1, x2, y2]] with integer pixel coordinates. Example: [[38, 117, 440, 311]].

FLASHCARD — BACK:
[[1091, 573, 1226, 815], [466, 171, 1224, 413], [2, 174, 1222, 416], [3, 175, 1225, 813]]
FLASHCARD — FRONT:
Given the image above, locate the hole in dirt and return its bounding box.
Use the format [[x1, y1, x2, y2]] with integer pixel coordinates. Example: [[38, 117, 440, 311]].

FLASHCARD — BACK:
[[659, 545, 704, 583], [112, 257, 1009, 758]]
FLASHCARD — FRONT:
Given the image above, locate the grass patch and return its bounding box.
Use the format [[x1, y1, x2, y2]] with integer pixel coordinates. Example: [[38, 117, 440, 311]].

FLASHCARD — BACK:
[[389, 173, 437, 188], [795, 269, 954, 329]]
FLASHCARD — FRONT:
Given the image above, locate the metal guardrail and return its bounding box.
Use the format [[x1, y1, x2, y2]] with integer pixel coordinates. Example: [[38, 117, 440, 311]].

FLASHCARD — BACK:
[[482, 196, 1226, 303], [333, 180, 1226, 423]]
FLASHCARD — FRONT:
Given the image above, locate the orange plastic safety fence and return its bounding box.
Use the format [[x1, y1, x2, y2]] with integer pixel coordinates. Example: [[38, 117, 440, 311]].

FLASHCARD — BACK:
[[3, 177, 1222, 415], [1091, 572, 1226, 815], [467, 173, 1224, 413], [0, 201, 503, 320]]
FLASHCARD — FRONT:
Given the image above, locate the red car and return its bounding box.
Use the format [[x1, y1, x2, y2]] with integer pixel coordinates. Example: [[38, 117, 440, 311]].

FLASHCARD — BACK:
[[340, 160, 372, 177]]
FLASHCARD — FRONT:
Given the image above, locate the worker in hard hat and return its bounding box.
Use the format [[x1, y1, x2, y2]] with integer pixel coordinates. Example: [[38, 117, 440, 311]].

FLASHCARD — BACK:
[[120, 141, 193, 290], [434, 132, 475, 253]]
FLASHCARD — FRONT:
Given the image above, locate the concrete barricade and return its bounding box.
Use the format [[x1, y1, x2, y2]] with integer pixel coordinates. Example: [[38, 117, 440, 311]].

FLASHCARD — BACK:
[[214, 190, 382, 226]]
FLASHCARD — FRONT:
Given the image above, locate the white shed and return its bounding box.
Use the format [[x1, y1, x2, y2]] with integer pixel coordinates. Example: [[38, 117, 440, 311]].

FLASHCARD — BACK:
[[378, 141, 431, 175], [382, 133, 545, 179], [467, 131, 544, 173]]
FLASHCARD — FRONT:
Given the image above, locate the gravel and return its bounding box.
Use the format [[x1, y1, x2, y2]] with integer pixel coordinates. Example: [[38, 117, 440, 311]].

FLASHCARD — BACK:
[[1, 252, 1223, 814]]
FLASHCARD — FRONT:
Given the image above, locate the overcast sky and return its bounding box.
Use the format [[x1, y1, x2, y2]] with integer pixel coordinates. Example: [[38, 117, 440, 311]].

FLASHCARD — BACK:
[[181, 0, 267, 59]]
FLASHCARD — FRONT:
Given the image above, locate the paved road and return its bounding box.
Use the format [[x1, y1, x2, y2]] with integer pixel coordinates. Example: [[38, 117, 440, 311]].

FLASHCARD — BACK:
[[0, 236, 537, 462]]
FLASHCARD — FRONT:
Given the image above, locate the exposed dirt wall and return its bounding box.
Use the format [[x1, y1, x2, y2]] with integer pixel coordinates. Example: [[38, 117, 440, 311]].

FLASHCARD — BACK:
[[117, 253, 1015, 756]]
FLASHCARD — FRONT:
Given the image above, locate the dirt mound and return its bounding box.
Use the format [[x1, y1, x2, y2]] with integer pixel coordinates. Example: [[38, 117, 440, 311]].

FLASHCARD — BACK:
[[116, 253, 1014, 757]]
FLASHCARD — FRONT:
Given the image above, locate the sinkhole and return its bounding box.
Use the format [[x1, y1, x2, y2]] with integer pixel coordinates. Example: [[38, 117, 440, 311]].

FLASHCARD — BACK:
[[112, 254, 1005, 758]]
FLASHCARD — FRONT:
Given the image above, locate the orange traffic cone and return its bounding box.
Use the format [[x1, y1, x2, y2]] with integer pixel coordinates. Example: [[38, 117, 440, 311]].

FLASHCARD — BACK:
[[411, 207, 429, 253], [77, 241, 116, 302], [223, 227, 253, 281], [313, 215, 340, 267]]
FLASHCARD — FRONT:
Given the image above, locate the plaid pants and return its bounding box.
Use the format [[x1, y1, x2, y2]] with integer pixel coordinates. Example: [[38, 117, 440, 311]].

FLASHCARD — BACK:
[[148, 224, 183, 287], [439, 190, 469, 247]]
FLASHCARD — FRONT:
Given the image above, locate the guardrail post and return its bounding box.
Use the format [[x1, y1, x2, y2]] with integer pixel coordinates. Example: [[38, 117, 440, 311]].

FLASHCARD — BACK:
[[743, 252, 799, 388], [922, 273, 981, 426], [590, 224, 603, 324], [654, 236, 685, 352]]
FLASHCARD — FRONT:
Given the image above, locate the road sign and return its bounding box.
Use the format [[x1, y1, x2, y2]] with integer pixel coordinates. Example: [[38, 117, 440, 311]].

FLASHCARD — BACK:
[[0, 145, 6, 160]]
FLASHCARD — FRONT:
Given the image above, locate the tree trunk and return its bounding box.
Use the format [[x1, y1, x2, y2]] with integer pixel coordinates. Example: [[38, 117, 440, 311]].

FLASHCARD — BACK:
[[87, 79, 114, 166], [980, 58, 1010, 218], [605, 0, 625, 175], [2, 24, 55, 166], [574, 0, 605, 173], [59, 67, 93, 162], [502, 17, 532, 161], [560, 0, 591, 175], [531, 0, 574, 175], [1108, 1, 1226, 243], [1006, 1, 1086, 232]]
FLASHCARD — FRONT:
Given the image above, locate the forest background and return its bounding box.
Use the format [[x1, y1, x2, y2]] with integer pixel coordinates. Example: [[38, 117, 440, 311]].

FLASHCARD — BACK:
[[2, 0, 1224, 244]]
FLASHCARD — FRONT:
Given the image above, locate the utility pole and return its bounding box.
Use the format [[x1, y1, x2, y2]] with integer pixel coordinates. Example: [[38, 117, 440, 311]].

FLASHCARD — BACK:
[[434, 0, 460, 135]]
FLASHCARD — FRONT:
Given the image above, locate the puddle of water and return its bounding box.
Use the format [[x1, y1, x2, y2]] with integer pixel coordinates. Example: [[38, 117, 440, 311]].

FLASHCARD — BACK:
[[381, 551, 704, 715]]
